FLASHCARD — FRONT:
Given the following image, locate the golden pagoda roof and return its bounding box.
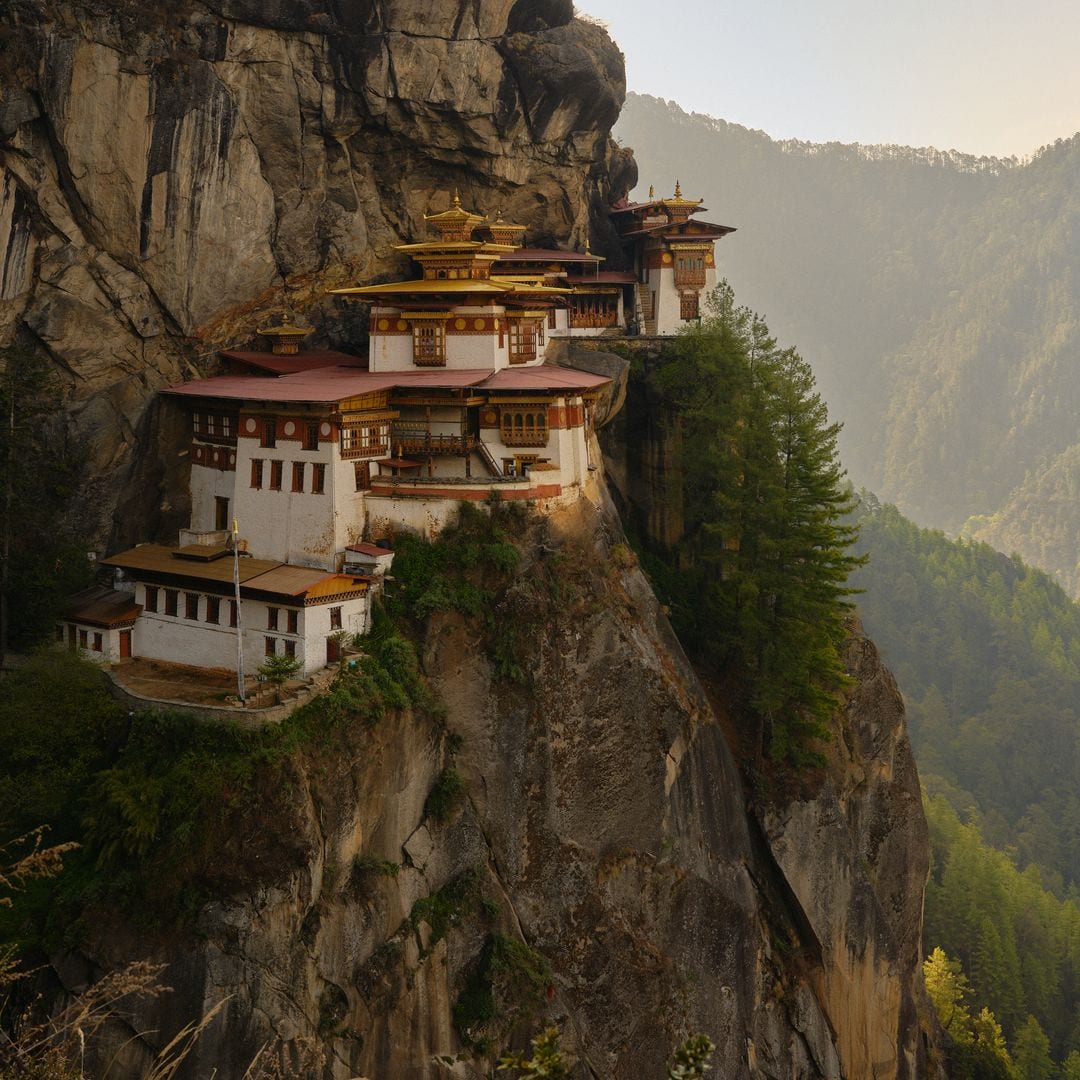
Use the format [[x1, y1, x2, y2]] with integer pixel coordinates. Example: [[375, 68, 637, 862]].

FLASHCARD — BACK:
[[659, 180, 704, 210], [423, 190, 486, 229], [393, 240, 517, 255], [330, 279, 569, 299], [256, 311, 312, 337]]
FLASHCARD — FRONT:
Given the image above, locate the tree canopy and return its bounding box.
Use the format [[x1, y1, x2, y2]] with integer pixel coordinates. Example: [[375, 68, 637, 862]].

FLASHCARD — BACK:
[[622, 284, 863, 766]]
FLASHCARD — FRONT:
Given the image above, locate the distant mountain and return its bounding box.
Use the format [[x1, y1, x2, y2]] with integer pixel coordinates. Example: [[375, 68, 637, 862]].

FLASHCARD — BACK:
[[615, 94, 1080, 591]]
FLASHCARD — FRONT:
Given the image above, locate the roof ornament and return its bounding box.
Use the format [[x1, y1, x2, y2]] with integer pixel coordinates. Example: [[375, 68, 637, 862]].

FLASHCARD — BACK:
[[256, 309, 312, 355], [674, 179, 682, 198], [648, 184, 655, 199], [452, 188, 461, 208]]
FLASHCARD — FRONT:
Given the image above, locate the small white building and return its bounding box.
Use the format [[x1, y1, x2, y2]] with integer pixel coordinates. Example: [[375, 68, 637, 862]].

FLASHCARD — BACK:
[[59, 585, 141, 661], [97, 544, 371, 676]]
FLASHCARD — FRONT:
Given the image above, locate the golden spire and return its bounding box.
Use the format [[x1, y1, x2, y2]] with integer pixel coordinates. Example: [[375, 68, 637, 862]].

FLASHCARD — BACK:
[[452, 188, 461, 208], [648, 184, 654, 199], [256, 310, 312, 355], [674, 179, 682, 198]]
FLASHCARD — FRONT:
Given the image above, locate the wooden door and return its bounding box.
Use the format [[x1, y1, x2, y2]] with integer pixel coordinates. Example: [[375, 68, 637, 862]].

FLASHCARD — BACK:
[[326, 635, 340, 664], [119, 630, 132, 658]]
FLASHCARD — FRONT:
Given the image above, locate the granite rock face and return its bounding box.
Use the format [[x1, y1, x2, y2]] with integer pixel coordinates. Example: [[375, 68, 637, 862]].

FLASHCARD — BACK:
[[67, 492, 938, 1079], [0, 0, 634, 547]]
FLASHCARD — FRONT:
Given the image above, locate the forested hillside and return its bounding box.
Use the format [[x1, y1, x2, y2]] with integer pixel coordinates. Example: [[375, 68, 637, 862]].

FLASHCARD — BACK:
[[852, 496, 1080, 893], [615, 94, 1080, 593], [852, 497, 1080, 1070]]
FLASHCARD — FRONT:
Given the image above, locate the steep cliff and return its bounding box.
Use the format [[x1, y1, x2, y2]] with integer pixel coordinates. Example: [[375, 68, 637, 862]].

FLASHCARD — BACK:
[[2, 5, 938, 1074], [0, 0, 634, 546], [56, 485, 937, 1080]]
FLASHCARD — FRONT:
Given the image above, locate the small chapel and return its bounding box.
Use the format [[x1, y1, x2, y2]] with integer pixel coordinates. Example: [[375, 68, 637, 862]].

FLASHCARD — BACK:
[[59, 186, 733, 681]]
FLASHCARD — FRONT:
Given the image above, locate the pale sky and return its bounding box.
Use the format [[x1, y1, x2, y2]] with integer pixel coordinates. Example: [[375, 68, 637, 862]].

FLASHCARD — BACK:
[[580, 0, 1080, 158]]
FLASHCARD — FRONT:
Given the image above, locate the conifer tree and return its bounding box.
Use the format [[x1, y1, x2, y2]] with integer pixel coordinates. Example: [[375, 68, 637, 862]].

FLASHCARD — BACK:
[[650, 283, 864, 765]]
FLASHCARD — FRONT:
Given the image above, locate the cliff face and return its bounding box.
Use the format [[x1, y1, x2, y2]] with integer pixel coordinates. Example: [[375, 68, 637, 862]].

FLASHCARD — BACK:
[[4, 5, 937, 1073], [0, 0, 634, 546], [67, 485, 936, 1080]]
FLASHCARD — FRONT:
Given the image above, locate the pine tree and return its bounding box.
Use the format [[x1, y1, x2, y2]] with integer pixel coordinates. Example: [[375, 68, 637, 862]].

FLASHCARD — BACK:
[[1012, 1014, 1054, 1080], [649, 283, 864, 766]]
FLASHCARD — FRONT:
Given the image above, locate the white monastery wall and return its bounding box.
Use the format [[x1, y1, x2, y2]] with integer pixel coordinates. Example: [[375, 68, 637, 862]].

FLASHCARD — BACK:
[[130, 583, 369, 677], [233, 434, 338, 570], [189, 462, 237, 532]]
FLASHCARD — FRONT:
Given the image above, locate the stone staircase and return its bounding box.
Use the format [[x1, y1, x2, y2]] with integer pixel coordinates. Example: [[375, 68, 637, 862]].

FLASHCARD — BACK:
[[635, 283, 657, 335]]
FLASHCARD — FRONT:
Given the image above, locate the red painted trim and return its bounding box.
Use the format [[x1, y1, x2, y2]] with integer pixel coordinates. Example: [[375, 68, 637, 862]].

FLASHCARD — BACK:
[[369, 483, 562, 501]]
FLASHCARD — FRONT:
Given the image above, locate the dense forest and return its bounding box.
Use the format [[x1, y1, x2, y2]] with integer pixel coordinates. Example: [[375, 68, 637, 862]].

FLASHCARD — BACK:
[[615, 94, 1080, 594], [852, 496, 1080, 1072]]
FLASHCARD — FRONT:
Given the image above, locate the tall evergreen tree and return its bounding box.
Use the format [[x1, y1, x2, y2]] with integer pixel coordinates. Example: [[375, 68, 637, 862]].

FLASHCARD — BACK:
[[645, 284, 864, 766]]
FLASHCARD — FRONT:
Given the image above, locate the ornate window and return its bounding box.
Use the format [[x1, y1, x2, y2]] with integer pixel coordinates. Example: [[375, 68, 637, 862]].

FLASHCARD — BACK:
[[507, 319, 539, 364], [673, 251, 707, 290], [500, 408, 548, 447], [680, 291, 700, 320], [340, 420, 391, 459], [411, 321, 447, 366]]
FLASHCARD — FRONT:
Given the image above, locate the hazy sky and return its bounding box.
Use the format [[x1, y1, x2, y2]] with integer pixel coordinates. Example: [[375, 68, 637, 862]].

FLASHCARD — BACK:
[[580, 0, 1080, 158]]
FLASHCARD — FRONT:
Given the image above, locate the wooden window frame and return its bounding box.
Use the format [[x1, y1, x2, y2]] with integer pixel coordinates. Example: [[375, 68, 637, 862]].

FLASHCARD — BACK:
[[287, 609, 298, 634], [265, 636, 276, 657], [284, 639, 296, 658], [164, 590, 178, 617], [251, 459, 264, 489], [411, 322, 447, 366], [145, 585, 158, 613], [311, 463, 326, 494], [92, 632, 103, 652], [507, 319, 539, 365], [270, 460, 283, 491], [261, 419, 277, 448], [304, 423, 320, 451], [185, 592, 200, 620], [206, 596, 220, 625], [292, 461, 305, 493], [500, 408, 548, 447], [267, 606, 279, 631], [329, 606, 342, 630]]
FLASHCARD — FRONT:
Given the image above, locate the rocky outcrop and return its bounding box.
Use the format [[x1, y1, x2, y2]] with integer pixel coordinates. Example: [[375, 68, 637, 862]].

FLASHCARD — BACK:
[[0, 0, 635, 548], [66, 487, 937, 1079]]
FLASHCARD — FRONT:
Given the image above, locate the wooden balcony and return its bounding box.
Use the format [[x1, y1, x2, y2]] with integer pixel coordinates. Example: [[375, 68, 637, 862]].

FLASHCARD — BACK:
[[392, 426, 477, 455], [340, 441, 389, 461], [500, 428, 548, 447]]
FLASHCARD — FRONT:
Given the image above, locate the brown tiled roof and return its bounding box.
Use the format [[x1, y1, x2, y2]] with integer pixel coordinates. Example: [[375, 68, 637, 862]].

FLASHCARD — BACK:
[[63, 586, 141, 628]]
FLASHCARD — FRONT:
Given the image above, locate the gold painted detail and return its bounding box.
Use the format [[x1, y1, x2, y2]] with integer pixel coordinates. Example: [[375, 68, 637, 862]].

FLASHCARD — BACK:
[[500, 407, 549, 447]]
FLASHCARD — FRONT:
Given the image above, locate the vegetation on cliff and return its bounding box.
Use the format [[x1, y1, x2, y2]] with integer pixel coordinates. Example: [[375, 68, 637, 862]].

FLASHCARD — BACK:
[[620, 284, 863, 767], [0, 345, 90, 663]]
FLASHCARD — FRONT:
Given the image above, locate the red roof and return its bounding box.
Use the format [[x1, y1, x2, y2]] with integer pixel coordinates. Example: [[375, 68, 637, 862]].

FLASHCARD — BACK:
[[497, 248, 601, 263], [222, 350, 367, 375], [479, 367, 610, 391], [570, 271, 638, 284], [345, 543, 394, 557], [163, 363, 610, 405]]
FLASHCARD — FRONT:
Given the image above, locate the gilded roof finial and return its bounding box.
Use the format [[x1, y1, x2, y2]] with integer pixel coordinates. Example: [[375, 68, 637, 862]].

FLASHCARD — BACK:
[[648, 184, 654, 199], [674, 179, 682, 198], [584, 236, 591, 254], [452, 188, 461, 208]]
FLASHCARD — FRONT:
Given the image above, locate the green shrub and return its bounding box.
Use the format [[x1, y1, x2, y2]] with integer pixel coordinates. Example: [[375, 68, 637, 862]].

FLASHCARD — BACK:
[[425, 767, 465, 822]]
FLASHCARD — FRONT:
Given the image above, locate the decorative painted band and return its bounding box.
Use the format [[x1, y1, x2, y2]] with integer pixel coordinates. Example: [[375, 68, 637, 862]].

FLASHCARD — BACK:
[[368, 483, 562, 501]]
